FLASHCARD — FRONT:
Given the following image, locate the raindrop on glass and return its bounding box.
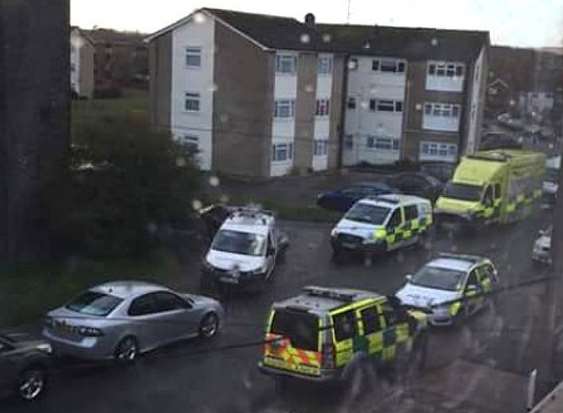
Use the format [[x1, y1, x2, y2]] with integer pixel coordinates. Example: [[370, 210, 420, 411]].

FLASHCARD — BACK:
[[509, 99, 516, 106], [194, 12, 206, 24], [360, 101, 369, 110], [431, 38, 438, 46], [322, 33, 332, 43], [208, 83, 218, 92], [147, 223, 158, 234], [192, 199, 203, 211], [305, 84, 314, 93], [219, 113, 229, 123], [209, 176, 220, 187], [219, 194, 230, 204], [300, 33, 311, 44], [176, 157, 187, 167]]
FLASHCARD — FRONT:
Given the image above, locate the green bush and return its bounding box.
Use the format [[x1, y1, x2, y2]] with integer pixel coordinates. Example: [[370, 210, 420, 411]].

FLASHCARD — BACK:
[[45, 114, 200, 257]]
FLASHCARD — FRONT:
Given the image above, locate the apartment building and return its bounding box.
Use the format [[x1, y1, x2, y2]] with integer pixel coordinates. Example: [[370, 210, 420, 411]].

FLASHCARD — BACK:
[[147, 8, 489, 177], [70, 27, 95, 99]]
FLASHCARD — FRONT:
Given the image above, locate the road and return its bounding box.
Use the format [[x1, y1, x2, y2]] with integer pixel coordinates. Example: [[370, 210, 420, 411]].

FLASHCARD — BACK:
[[2, 212, 553, 413]]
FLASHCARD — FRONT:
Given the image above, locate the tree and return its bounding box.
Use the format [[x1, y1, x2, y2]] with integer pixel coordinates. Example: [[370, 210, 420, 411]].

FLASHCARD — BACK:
[[45, 114, 200, 257]]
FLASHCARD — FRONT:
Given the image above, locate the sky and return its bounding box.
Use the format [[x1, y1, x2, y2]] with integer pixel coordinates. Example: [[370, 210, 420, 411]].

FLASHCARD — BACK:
[[71, 0, 563, 48]]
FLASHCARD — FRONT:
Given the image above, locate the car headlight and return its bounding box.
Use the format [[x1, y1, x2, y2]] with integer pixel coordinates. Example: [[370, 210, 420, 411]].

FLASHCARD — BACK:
[[330, 228, 338, 237], [36, 343, 53, 354]]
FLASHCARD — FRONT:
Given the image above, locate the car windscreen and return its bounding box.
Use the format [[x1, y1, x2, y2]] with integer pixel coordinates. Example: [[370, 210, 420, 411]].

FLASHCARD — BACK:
[[344, 203, 390, 225], [66, 291, 123, 317], [211, 229, 265, 256], [270, 309, 318, 352], [410, 266, 466, 291], [443, 182, 483, 202]]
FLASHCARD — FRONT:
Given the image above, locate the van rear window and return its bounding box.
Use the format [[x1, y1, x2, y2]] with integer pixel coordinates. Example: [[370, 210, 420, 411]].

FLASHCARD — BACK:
[[270, 310, 319, 352]]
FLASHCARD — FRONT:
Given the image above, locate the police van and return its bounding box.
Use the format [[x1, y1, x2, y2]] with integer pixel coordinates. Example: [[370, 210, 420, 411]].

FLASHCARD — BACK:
[[258, 286, 428, 382], [330, 194, 433, 257], [396, 254, 499, 327], [201, 207, 288, 291]]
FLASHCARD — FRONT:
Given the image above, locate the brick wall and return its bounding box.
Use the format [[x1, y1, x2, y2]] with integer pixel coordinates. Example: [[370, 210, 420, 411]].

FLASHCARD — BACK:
[[212, 22, 274, 178]]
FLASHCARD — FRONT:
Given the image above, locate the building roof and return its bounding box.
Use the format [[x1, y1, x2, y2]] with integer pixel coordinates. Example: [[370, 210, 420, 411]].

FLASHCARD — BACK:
[[147, 8, 489, 61], [86, 28, 147, 47]]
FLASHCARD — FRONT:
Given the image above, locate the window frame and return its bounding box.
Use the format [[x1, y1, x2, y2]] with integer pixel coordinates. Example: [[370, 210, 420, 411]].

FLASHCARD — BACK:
[[152, 291, 191, 313], [369, 99, 403, 113], [185, 46, 202, 68], [184, 92, 201, 112], [272, 143, 294, 162], [128, 293, 158, 317], [274, 99, 295, 119], [317, 56, 333, 75], [275, 54, 297, 75], [427, 61, 465, 78], [360, 306, 381, 335], [371, 58, 406, 73], [347, 96, 357, 110], [315, 98, 331, 117], [313, 139, 329, 156]]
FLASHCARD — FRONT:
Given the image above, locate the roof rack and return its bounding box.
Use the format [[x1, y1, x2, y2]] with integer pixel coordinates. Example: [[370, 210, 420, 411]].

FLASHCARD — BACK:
[[467, 152, 512, 162], [437, 252, 484, 264], [230, 205, 274, 221], [302, 286, 357, 302], [364, 195, 401, 204]]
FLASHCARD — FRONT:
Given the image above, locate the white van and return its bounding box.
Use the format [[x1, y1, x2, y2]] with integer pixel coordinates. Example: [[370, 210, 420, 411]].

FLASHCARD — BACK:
[[330, 194, 432, 257], [201, 207, 288, 291]]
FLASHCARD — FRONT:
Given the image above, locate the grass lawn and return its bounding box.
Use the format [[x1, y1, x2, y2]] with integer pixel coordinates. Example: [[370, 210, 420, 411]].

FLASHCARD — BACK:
[[72, 88, 149, 135], [0, 249, 183, 328]]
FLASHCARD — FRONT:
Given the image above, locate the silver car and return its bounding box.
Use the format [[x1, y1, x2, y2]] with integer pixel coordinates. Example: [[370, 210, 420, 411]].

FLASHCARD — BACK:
[[43, 281, 224, 362]]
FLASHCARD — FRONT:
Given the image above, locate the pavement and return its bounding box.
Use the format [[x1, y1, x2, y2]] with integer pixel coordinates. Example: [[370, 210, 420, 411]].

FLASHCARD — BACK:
[[1, 209, 557, 413]]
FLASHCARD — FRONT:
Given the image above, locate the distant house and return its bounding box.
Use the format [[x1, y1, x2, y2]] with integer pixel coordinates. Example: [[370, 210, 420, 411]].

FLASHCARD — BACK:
[[85, 28, 149, 92], [147, 8, 489, 176], [70, 27, 95, 99]]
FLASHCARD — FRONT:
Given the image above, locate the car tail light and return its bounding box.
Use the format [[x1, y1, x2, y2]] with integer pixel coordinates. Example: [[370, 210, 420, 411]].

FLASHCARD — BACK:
[[322, 343, 336, 369], [78, 326, 104, 337]]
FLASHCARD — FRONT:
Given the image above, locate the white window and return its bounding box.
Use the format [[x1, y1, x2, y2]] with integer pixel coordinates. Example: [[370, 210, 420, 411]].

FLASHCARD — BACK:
[[347, 97, 357, 110], [372, 58, 406, 73], [420, 141, 458, 161], [276, 54, 297, 74], [423, 102, 461, 131], [313, 139, 329, 156], [424, 103, 461, 118], [428, 62, 464, 78], [316, 99, 330, 117], [317, 56, 333, 75], [348, 58, 359, 70], [181, 135, 199, 151], [366, 136, 400, 151], [185, 47, 201, 68], [272, 143, 294, 162], [369, 99, 403, 113], [184, 92, 200, 112], [274, 99, 295, 118]]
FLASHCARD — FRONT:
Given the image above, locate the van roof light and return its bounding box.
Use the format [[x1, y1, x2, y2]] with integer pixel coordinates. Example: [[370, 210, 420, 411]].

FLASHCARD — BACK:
[[302, 286, 357, 302]]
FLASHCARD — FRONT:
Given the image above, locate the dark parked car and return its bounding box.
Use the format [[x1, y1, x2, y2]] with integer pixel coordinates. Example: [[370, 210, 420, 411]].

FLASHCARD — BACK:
[[0, 333, 52, 401], [419, 162, 456, 183], [316, 182, 397, 212], [386, 172, 443, 203]]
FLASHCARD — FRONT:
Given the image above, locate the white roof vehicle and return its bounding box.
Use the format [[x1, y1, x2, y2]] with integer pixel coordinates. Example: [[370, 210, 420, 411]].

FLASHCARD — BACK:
[[532, 226, 552, 265], [330, 194, 432, 256], [201, 207, 288, 291], [396, 254, 499, 326]]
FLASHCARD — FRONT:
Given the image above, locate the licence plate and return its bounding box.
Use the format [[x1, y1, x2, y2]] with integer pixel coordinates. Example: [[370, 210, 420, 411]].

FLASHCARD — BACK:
[[220, 276, 239, 284], [342, 242, 356, 249]]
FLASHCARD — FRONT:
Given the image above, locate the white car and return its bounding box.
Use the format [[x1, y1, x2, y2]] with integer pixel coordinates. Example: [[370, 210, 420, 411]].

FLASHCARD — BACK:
[[532, 226, 552, 265], [200, 207, 288, 291], [396, 254, 499, 326], [330, 194, 432, 257]]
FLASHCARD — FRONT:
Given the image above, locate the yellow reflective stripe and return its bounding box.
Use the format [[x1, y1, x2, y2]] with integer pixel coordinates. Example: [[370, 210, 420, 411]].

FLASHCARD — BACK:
[[411, 219, 420, 230], [383, 344, 396, 361], [517, 194, 525, 203], [395, 323, 410, 342], [374, 228, 387, 239], [449, 302, 461, 316], [506, 203, 516, 213]]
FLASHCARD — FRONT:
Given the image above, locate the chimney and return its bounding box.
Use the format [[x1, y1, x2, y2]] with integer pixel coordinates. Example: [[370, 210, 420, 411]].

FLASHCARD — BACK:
[[304, 13, 315, 27]]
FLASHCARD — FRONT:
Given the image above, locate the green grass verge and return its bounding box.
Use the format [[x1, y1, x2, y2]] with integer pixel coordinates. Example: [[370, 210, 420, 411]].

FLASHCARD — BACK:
[[72, 89, 149, 135], [0, 249, 182, 328]]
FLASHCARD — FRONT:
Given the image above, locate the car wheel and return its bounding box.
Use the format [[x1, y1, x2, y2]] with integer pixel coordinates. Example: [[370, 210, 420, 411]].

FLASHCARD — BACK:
[[114, 336, 139, 363], [18, 367, 47, 401], [199, 313, 219, 339]]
